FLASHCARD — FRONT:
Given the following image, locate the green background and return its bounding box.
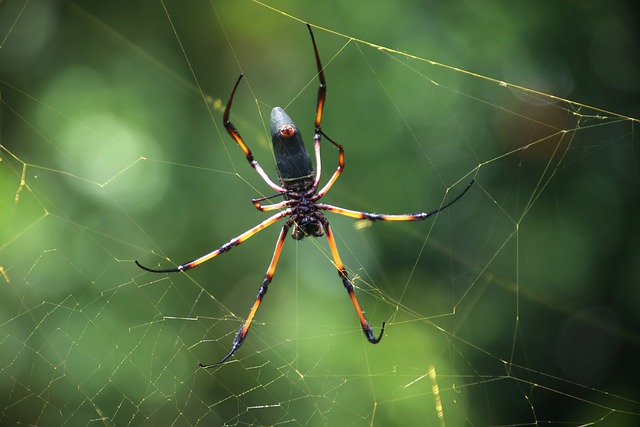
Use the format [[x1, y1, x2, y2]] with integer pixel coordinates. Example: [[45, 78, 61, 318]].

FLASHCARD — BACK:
[[1, 0, 639, 425]]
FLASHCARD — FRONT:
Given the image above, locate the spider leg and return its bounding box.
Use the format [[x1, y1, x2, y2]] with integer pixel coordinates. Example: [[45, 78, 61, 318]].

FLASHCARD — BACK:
[[135, 209, 291, 273], [200, 221, 292, 367], [252, 198, 291, 212], [317, 179, 475, 221], [307, 24, 326, 132], [224, 74, 287, 194], [305, 24, 346, 199], [306, 24, 327, 190], [316, 131, 344, 199], [322, 218, 385, 344]]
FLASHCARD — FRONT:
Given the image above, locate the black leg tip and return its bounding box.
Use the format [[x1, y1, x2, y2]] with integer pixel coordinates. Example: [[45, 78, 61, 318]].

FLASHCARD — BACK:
[[366, 321, 386, 344]]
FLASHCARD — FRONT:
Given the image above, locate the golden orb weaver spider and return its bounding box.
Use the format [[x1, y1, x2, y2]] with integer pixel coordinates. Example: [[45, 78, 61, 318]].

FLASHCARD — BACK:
[[136, 24, 474, 367]]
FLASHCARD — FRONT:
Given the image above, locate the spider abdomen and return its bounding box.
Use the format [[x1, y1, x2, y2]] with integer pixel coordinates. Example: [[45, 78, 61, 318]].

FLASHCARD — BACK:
[[270, 107, 314, 192]]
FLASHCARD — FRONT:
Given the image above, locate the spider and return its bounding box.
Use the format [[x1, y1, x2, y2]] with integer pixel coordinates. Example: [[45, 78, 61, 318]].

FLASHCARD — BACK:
[[136, 24, 474, 367]]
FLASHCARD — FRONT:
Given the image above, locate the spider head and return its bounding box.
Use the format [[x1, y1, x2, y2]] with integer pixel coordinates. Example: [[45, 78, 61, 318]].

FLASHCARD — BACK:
[[291, 218, 324, 240], [271, 107, 315, 192]]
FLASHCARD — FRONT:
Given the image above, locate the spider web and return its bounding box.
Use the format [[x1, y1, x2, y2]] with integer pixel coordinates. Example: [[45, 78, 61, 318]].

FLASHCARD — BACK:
[[2, 0, 639, 425]]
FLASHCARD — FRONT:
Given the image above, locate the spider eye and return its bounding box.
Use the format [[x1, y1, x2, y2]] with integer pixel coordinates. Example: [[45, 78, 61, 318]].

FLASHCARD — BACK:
[[279, 125, 296, 138]]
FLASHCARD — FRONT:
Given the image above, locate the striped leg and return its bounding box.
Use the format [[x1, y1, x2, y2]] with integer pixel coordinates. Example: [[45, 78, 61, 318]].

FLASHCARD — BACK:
[[307, 23, 327, 190], [323, 218, 385, 344], [315, 131, 345, 199], [224, 74, 286, 194], [304, 24, 346, 199], [200, 221, 292, 367], [135, 209, 291, 273], [316, 179, 475, 222]]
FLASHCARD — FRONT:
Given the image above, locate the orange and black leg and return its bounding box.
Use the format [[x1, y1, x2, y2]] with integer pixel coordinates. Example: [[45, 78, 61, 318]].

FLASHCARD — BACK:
[[316, 179, 475, 222], [322, 218, 385, 344], [135, 209, 291, 273], [199, 220, 292, 367]]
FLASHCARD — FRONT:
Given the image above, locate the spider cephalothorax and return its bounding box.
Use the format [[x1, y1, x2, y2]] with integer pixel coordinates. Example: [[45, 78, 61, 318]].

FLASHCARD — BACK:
[[136, 24, 473, 367], [288, 196, 325, 239]]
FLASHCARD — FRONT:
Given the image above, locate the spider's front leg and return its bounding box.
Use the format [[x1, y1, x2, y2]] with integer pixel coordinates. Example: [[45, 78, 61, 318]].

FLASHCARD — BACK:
[[200, 220, 293, 367], [321, 217, 386, 344]]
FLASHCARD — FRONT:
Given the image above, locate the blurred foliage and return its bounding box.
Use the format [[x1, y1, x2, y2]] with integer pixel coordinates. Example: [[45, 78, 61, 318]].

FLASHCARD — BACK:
[[1, 0, 639, 425]]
